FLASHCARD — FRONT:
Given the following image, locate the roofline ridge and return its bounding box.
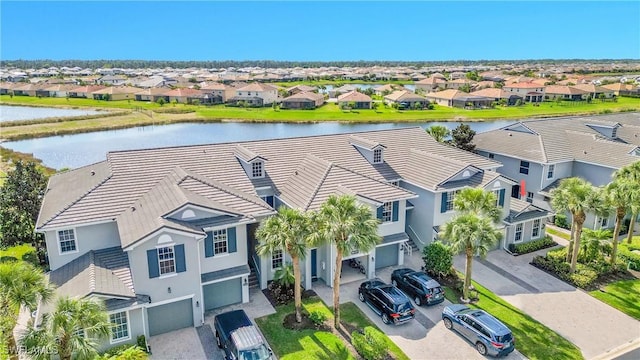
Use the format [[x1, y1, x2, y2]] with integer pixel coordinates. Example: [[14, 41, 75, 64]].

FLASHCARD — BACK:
[[182, 171, 273, 211], [409, 147, 470, 167], [88, 251, 96, 293], [303, 160, 334, 211]]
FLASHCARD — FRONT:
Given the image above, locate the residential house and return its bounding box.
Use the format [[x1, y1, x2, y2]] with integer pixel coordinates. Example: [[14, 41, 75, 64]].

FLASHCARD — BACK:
[[502, 82, 545, 103], [199, 83, 236, 103], [474, 113, 640, 230], [602, 83, 640, 97], [92, 86, 142, 101], [424, 89, 493, 108], [337, 91, 372, 109], [415, 77, 448, 93], [135, 76, 177, 89], [0, 81, 20, 95], [37, 127, 540, 345], [163, 88, 208, 104], [97, 75, 128, 86], [447, 78, 473, 90], [374, 84, 399, 96], [39, 84, 80, 98], [135, 88, 170, 103], [544, 85, 589, 101], [329, 84, 358, 98], [571, 84, 615, 99], [286, 84, 316, 96], [68, 85, 107, 98], [228, 83, 278, 106], [12, 83, 41, 97], [470, 88, 523, 105], [383, 90, 428, 108], [281, 91, 325, 109]]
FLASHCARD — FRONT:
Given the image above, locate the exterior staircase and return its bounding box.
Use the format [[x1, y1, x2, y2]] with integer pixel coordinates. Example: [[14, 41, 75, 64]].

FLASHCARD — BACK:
[[248, 268, 259, 289], [404, 238, 419, 257]]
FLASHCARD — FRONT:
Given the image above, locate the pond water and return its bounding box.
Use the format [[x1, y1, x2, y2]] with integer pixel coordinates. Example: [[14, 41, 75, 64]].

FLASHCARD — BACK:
[[0, 105, 103, 122], [2, 120, 514, 170]]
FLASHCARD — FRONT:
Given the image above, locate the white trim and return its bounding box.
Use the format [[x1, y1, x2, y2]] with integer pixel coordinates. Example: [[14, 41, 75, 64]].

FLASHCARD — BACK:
[[145, 294, 194, 308], [36, 219, 114, 233], [201, 273, 247, 286], [155, 242, 176, 249], [108, 310, 131, 344], [531, 219, 542, 239], [165, 204, 238, 220], [157, 245, 177, 276], [514, 223, 524, 243], [124, 228, 204, 251], [202, 220, 253, 232], [57, 228, 79, 256]]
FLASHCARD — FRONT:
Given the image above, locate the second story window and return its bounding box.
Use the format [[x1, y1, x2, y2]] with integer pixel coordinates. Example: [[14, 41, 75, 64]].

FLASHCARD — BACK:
[[58, 229, 77, 254], [213, 229, 228, 255], [446, 190, 460, 212], [488, 153, 495, 159], [526, 192, 534, 203], [158, 246, 175, 275], [252, 161, 263, 178], [532, 219, 541, 238], [519, 161, 530, 175], [382, 202, 393, 223], [514, 223, 523, 243], [272, 249, 283, 269], [547, 164, 555, 179], [373, 148, 382, 163], [493, 190, 501, 207]]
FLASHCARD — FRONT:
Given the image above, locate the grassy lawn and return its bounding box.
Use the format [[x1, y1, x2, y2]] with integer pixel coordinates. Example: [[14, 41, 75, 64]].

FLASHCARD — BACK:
[[590, 279, 640, 320], [255, 297, 355, 360], [546, 227, 571, 240], [339, 302, 409, 360], [0, 243, 38, 266], [444, 279, 584, 360]]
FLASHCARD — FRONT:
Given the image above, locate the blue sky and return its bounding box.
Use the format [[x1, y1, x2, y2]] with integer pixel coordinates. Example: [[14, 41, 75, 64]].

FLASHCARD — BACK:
[[2, 1, 639, 61]]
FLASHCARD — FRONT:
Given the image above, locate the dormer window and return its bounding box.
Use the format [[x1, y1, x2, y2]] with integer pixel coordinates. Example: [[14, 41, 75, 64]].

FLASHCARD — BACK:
[[373, 148, 383, 163], [252, 161, 263, 178], [611, 127, 618, 138]]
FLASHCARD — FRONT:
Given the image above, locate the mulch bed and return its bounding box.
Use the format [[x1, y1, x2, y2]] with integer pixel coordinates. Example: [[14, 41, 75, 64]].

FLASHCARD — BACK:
[[262, 286, 316, 308], [530, 261, 637, 291]]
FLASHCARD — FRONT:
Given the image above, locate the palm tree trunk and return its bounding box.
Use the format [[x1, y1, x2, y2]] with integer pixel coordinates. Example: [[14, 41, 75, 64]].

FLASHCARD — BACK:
[[292, 255, 302, 323], [611, 207, 624, 265], [6, 331, 18, 360], [333, 252, 343, 330], [566, 217, 576, 263], [463, 248, 473, 302], [1, 298, 18, 360], [627, 211, 637, 244], [570, 216, 586, 273]]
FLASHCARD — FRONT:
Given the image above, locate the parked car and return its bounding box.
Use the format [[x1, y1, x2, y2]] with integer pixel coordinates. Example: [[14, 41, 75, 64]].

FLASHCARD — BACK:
[[214, 309, 274, 360], [442, 304, 515, 357], [391, 268, 444, 306], [358, 279, 416, 325]]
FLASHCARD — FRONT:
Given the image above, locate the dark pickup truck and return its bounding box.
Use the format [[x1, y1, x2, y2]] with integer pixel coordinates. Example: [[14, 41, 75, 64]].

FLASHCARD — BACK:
[[214, 309, 274, 360]]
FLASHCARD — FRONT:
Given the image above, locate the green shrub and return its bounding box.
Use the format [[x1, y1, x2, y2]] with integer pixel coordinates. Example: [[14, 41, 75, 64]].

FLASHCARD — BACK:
[[619, 246, 640, 270], [351, 327, 388, 360], [308, 310, 328, 327], [101, 344, 148, 359], [554, 214, 570, 229], [152, 107, 195, 114], [137, 335, 147, 351], [273, 263, 295, 287], [422, 241, 453, 278], [509, 235, 556, 254]]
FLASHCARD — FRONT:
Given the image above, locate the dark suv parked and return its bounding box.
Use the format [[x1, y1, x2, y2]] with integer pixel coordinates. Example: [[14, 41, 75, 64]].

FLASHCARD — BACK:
[[358, 279, 416, 325], [442, 304, 515, 357], [391, 268, 444, 306], [214, 309, 273, 360]]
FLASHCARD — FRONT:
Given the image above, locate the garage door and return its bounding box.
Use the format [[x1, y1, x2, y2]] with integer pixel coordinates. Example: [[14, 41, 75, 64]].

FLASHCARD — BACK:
[[148, 299, 193, 336], [375, 244, 399, 269], [203, 278, 242, 311]]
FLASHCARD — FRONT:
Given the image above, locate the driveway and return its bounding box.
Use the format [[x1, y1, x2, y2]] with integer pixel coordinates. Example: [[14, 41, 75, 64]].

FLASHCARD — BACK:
[[314, 252, 526, 360], [454, 248, 640, 359]]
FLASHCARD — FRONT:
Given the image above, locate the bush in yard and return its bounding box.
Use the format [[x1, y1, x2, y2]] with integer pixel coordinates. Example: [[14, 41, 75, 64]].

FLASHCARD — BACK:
[[308, 310, 327, 327], [100, 345, 148, 360], [554, 214, 570, 229], [619, 245, 640, 270], [508, 235, 556, 254], [421, 241, 453, 278], [351, 327, 388, 360]]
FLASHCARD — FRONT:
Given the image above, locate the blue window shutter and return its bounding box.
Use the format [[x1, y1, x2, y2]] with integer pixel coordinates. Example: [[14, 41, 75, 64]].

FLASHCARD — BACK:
[[228, 227, 237, 253], [266, 196, 274, 207], [392, 201, 399, 222], [376, 206, 383, 220], [205, 231, 214, 258], [441, 192, 448, 213], [147, 249, 159, 279], [499, 189, 506, 207], [175, 244, 186, 273]]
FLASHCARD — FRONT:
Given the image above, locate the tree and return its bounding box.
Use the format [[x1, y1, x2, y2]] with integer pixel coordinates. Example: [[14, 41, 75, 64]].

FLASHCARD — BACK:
[[256, 207, 311, 323], [156, 97, 165, 106], [551, 178, 602, 272], [613, 161, 640, 244], [0, 161, 49, 262], [440, 188, 501, 301], [580, 228, 612, 263], [19, 297, 111, 360], [310, 195, 380, 329], [458, 83, 472, 93], [449, 124, 476, 152], [605, 178, 633, 264], [425, 125, 451, 143], [0, 261, 53, 360]]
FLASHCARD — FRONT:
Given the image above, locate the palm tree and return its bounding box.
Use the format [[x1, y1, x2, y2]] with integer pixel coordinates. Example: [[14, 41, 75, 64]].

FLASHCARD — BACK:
[[256, 207, 311, 323], [440, 188, 502, 301], [580, 228, 612, 263], [425, 125, 451, 143], [310, 195, 380, 329], [551, 178, 601, 272], [19, 297, 111, 360], [613, 161, 640, 244], [0, 261, 53, 360], [605, 179, 633, 264]]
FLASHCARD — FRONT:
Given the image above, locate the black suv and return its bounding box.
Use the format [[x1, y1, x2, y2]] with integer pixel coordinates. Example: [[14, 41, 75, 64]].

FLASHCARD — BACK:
[[214, 309, 273, 360], [358, 279, 415, 325], [391, 268, 444, 306]]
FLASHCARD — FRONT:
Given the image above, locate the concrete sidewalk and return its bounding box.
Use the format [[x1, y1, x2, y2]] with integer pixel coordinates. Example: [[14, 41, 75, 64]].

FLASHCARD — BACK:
[[454, 249, 640, 359]]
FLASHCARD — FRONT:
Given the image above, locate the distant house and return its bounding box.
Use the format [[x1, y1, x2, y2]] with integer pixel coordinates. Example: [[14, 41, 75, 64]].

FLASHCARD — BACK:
[[91, 86, 141, 101], [135, 88, 171, 102], [602, 83, 640, 97], [383, 90, 428, 108], [199, 83, 236, 103], [228, 83, 278, 106], [286, 84, 316, 96], [0, 82, 20, 95], [281, 91, 325, 109], [374, 84, 399, 96], [544, 85, 589, 101], [329, 84, 358, 98], [39, 84, 80, 98], [447, 78, 473, 90], [502, 82, 545, 103], [97, 75, 128, 86], [163, 88, 211, 104], [337, 91, 372, 109], [135, 76, 177, 89], [424, 89, 493, 108], [68, 85, 107, 98], [469, 88, 522, 105], [571, 84, 615, 99], [12, 83, 41, 97], [415, 77, 448, 93]]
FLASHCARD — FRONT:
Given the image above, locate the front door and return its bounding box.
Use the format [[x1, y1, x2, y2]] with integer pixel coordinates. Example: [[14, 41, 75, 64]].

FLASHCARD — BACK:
[[311, 249, 317, 280]]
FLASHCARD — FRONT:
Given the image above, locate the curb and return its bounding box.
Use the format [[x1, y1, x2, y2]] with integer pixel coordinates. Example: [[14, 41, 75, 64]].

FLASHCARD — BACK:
[[590, 337, 640, 360]]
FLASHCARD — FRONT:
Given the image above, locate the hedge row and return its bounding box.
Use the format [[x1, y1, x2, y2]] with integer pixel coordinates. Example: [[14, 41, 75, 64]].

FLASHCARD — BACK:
[[509, 235, 556, 255], [619, 246, 640, 271]]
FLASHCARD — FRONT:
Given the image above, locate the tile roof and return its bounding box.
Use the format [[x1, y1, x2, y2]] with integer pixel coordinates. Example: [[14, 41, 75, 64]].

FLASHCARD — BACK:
[[505, 198, 550, 223], [337, 91, 372, 102], [236, 83, 277, 92], [474, 114, 640, 167], [544, 85, 589, 95], [282, 91, 324, 102], [92, 86, 142, 95], [384, 90, 427, 102]]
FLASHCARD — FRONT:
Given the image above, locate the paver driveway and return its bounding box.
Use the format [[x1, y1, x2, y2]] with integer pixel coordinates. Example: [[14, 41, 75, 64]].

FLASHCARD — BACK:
[[454, 248, 640, 359]]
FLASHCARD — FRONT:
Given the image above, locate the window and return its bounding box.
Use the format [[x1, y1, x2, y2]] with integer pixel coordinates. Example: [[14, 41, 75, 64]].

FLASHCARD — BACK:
[[514, 224, 523, 243], [381, 202, 393, 223], [493, 190, 501, 207], [547, 164, 555, 179], [519, 161, 530, 175], [446, 190, 460, 211], [252, 161, 263, 178], [389, 180, 400, 187], [532, 219, 541, 238], [526, 192, 534, 203], [110, 311, 129, 342], [271, 249, 283, 269], [158, 247, 175, 275], [600, 217, 608, 228], [58, 229, 77, 253], [213, 229, 228, 255], [488, 153, 495, 159], [373, 148, 382, 163]]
